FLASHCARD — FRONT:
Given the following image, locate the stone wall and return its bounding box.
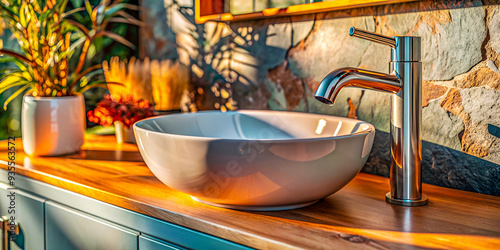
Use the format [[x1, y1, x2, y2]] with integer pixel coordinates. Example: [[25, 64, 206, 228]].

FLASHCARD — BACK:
[[140, 0, 500, 195]]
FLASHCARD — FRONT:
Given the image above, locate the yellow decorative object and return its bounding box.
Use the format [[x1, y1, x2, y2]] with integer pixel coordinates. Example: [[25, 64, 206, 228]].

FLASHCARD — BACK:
[[103, 57, 189, 111], [103, 57, 153, 103], [151, 60, 189, 111]]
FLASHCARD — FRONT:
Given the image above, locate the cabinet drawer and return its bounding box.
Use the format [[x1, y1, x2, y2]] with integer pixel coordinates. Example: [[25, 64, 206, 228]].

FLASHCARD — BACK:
[[0, 171, 251, 250], [45, 201, 139, 250], [139, 235, 185, 250], [0, 182, 45, 250]]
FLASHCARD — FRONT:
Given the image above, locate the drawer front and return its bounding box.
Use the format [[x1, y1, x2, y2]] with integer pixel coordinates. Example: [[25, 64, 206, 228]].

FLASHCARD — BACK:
[[139, 235, 185, 250], [45, 201, 139, 250], [0, 182, 45, 250]]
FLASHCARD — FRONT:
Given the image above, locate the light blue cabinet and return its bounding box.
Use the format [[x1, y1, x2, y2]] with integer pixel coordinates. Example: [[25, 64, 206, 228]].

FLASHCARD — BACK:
[[139, 235, 184, 250], [0, 171, 251, 250], [0, 183, 45, 250], [45, 201, 138, 250]]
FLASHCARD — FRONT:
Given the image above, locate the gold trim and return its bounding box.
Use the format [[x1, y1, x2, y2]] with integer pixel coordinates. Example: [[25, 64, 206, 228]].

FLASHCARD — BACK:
[[195, 0, 418, 24]]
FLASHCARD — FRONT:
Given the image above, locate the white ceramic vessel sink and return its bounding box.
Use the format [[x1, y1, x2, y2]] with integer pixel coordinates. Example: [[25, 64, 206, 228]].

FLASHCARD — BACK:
[[134, 110, 375, 211]]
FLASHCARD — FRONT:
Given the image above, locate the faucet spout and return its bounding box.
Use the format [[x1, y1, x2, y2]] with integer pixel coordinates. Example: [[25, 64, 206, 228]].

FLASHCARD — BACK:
[[314, 67, 401, 105]]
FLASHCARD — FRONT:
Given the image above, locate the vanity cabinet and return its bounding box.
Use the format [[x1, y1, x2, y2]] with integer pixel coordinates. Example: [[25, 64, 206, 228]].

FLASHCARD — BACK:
[[0, 172, 249, 250], [45, 201, 138, 250], [0, 183, 45, 250], [139, 235, 184, 250]]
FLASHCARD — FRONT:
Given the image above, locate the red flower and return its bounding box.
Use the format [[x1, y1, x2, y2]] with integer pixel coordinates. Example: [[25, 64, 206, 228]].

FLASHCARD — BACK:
[[87, 95, 155, 128]]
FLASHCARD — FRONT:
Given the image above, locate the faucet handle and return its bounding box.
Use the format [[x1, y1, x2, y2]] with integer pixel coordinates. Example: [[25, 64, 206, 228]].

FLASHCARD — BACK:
[[350, 27, 421, 62], [349, 27, 396, 48]]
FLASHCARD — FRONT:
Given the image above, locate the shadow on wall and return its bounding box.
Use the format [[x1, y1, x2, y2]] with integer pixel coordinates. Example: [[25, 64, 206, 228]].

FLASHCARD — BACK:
[[141, 0, 290, 111], [364, 130, 500, 196]]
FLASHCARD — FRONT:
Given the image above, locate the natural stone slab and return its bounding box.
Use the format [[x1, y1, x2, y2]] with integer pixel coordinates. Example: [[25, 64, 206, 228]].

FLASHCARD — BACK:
[[422, 99, 463, 151], [488, 60, 500, 73], [416, 7, 486, 81], [385, 12, 421, 36], [291, 15, 315, 47], [422, 81, 448, 107], [456, 67, 500, 89], [267, 61, 305, 110], [229, 18, 292, 85], [359, 43, 390, 73], [235, 86, 270, 110], [357, 91, 391, 132], [488, 5, 500, 54], [362, 130, 391, 177], [264, 78, 288, 111], [460, 87, 500, 164], [288, 16, 376, 119], [421, 138, 500, 196], [288, 16, 376, 81]]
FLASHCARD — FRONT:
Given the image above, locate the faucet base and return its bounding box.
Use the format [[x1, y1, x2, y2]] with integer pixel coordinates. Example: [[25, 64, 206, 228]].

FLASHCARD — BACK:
[[385, 192, 428, 206]]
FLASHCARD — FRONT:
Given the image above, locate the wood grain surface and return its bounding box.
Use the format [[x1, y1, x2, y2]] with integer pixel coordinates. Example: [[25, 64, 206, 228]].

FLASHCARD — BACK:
[[1, 135, 499, 249]]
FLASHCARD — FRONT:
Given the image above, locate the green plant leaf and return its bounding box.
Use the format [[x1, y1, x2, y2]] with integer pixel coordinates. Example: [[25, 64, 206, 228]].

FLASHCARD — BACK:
[[0, 3, 20, 23], [60, 36, 86, 59], [0, 49, 31, 63], [3, 84, 30, 110], [116, 10, 139, 24], [94, 30, 135, 49], [0, 68, 22, 76], [107, 17, 143, 26], [78, 80, 123, 93], [0, 80, 31, 95], [72, 64, 102, 86], [0, 57, 28, 71], [96, 4, 106, 26], [70, 0, 84, 7], [19, 2, 27, 28], [0, 74, 24, 88], [82, 68, 103, 81], [78, 82, 106, 93], [103, 3, 127, 17], [66, 19, 90, 37], [58, 0, 70, 15], [61, 7, 85, 19], [84, 0, 93, 17]]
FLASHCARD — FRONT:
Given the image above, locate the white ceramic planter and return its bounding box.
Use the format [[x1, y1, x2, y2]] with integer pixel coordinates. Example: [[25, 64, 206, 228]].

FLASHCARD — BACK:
[[114, 121, 136, 144], [22, 94, 85, 156]]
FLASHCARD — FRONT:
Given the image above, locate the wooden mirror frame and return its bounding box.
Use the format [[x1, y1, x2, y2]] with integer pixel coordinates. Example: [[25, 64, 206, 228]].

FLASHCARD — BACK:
[[195, 0, 417, 24]]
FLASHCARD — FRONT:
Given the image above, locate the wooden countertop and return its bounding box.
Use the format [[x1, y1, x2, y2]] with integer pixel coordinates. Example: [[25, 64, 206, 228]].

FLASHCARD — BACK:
[[1, 135, 499, 249]]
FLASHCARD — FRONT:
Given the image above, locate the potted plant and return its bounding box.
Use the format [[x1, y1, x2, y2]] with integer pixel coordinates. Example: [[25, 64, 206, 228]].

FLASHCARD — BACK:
[[0, 0, 139, 156]]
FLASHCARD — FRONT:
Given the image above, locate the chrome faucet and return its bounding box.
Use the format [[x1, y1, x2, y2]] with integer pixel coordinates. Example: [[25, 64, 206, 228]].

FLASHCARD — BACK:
[[315, 27, 428, 206]]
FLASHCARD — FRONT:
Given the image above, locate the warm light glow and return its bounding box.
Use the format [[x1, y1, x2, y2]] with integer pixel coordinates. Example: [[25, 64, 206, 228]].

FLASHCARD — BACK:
[[220, 13, 233, 21], [262, 8, 280, 16], [315, 119, 327, 135], [333, 121, 342, 136], [252, 213, 500, 249]]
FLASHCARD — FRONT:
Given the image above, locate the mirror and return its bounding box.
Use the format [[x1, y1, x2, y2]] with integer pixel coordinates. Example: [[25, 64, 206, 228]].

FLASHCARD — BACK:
[[195, 0, 417, 23], [229, 0, 309, 15]]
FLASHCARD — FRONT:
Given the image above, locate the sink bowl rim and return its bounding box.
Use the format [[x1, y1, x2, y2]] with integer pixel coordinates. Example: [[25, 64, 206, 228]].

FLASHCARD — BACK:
[[133, 110, 375, 143]]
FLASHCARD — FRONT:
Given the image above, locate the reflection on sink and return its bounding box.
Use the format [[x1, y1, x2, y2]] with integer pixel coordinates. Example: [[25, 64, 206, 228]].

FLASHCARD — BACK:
[[134, 110, 375, 211]]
